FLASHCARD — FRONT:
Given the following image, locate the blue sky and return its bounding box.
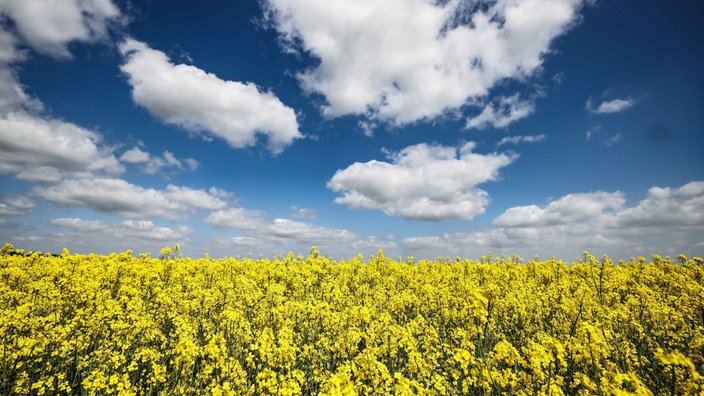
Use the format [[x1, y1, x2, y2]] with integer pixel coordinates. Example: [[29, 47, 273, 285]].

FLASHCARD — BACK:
[[0, 0, 702, 260]]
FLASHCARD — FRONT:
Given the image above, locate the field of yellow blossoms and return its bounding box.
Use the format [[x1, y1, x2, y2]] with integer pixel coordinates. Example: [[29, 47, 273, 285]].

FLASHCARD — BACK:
[[1, 243, 703, 395]]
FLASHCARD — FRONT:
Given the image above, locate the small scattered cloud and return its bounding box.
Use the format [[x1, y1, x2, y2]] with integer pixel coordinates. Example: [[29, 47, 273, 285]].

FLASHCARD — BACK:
[[466, 94, 535, 130], [586, 96, 635, 114], [552, 72, 565, 85], [327, 142, 517, 221], [120, 146, 199, 175], [289, 206, 318, 219], [119, 39, 303, 154], [497, 134, 546, 147], [604, 133, 623, 147], [585, 126, 601, 141]]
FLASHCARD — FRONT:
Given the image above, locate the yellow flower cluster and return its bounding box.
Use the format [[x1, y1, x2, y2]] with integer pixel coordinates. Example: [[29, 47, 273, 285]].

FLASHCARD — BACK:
[[1, 244, 703, 395]]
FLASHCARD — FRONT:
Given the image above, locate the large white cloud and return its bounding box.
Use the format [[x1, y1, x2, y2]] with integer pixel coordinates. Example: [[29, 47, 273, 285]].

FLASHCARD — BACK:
[[327, 142, 516, 220], [403, 181, 704, 259], [34, 178, 227, 220], [0, 0, 122, 58], [617, 182, 704, 227], [0, 111, 123, 181], [0, 1, 126, 180], [262, 0, 585, 125], [119, 39, 303, 154], [493, 191, 625, 227]]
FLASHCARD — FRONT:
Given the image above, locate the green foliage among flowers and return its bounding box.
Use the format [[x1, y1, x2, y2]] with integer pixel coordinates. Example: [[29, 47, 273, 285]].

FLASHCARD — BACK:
[[1, 244, 703, 395]]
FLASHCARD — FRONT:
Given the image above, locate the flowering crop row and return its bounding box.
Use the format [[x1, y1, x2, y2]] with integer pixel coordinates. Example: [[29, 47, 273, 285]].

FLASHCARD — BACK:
[[1, 244, 703, 395]]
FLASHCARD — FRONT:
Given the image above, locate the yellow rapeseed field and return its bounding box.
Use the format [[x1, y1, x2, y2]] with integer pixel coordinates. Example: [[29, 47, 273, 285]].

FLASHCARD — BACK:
[[1, 243, 703, 395]]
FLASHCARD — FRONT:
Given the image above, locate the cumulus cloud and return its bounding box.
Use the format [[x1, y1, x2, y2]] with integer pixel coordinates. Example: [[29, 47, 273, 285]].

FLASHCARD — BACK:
[[497, 134, 546, 147], [466, 95, 535, 130], [617, 182, 704, 227], [34, 178, 227, 220], [403, 181, 704, 259], [262, 0, 586, 125], [0, 1, 125, 180], [120, 146, 199, 175], [0, 0, 122, 59], [0, 195, 34, 216], [493, 191, 625, 227], [119, 39, 303, 154], [327, 142, 516, 220], [586, 97, 635, 114], [0, 111, 123, 181]]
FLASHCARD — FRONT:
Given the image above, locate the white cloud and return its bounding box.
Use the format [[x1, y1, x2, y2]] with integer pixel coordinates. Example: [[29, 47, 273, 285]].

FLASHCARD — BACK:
[[0, 29, 41, 113], [585, 126, 600, 141], [15, 217, 194, 255], [34, 178, 227, 220], [265, 218, 356, 244], [205, 207, 268, 230], [586, 97, 635, 114], [206, 206, 354, 243], [263, 0, 586, 125], [403, 181, 704, 259], [119, 147, 150, 163], [119, 39, 303, 154], [0, 0, 122, 58], [50, 217, 192, 242], [351, 235, 399, 253], [617, 182, 704, 227], [327, 142, 517, 220], [0, 1, 126, 181], [497, 134, 546, 147], [466, 94, 535, 130], [120, 146, 199, 175], [0, 111, 123, 181], [0, 195, 34, 216], [289, 206, 318, 219], [604, 133, 623, 147], [493, 191, 625, 227]]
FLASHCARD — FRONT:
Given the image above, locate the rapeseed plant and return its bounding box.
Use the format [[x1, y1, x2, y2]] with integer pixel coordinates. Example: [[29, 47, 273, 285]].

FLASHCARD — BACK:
[[0, 243, 702, 394]]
